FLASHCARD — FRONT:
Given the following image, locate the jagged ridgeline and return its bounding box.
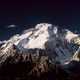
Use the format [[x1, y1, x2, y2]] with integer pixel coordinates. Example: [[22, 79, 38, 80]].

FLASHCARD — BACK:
[[0, 23, 80, 80]]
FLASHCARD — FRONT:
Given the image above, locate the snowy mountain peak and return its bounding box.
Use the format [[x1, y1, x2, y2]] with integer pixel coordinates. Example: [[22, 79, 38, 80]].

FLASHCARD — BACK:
[[16, 23, 59, 50], [0, 23, 80, 65], [35, 23, 52, 29]]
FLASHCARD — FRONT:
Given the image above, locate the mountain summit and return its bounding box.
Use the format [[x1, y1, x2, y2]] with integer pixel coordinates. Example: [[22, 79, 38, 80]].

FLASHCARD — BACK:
[[0, 23, 80, 65]]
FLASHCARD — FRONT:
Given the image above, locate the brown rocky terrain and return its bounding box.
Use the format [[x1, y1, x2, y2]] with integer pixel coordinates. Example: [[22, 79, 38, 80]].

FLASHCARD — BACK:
[[0, 45, 56, 80], [0, 42, 80, 80]]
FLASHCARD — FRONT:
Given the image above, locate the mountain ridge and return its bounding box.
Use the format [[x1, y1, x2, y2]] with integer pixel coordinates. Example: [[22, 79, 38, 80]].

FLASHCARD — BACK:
[[0, 23, 80, 65], [0, 23, 80, 80]]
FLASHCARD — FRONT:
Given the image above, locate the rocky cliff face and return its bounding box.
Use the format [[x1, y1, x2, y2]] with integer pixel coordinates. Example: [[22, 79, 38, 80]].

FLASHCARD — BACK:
[[0, 23, 80, 80]]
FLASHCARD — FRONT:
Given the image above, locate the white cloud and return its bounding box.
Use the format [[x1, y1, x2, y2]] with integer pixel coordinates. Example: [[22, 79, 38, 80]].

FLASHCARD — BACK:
[[7, 25, 17, 28]]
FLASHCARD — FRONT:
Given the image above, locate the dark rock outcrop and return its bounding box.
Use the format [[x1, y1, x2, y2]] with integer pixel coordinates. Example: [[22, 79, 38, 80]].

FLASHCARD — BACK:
[[0, 47, 56, 80], [0, 45, 80, 80]]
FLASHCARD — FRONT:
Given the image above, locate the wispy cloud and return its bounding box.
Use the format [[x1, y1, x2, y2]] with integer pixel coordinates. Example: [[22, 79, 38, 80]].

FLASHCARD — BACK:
[[7, 25, 17, 28]]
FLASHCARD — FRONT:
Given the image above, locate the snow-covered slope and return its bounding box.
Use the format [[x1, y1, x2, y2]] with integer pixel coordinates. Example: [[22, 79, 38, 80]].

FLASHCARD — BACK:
[[0, 23, 79, 65]]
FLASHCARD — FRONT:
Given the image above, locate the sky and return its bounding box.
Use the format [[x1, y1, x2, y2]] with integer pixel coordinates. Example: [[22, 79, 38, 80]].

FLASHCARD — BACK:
[[0, 0, 80, 40]]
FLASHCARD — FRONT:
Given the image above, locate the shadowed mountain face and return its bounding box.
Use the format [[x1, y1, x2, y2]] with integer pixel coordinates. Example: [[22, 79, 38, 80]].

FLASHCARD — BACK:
[[0, 45, 80, 80], [0, 46, 56, 80]]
